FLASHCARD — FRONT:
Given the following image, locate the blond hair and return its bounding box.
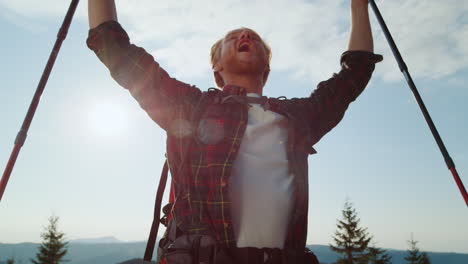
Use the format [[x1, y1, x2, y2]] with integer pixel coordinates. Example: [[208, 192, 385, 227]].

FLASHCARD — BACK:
[[210, 28, 272, 88]]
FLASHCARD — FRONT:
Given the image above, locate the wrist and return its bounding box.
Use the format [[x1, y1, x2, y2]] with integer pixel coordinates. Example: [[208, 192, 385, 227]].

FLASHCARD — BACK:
[[351, 4, 370, 18], [351, 1, 369, 11]]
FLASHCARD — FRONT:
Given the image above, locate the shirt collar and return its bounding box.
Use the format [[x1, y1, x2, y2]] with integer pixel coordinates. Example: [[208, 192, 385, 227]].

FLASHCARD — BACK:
[[246, 93, 260, 98], [222, 85, 247, 96], [222, 85, 263, 98]]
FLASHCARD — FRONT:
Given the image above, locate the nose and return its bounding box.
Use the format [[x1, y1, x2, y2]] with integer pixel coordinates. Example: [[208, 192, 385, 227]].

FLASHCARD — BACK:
[[239, 30, 251, 40]]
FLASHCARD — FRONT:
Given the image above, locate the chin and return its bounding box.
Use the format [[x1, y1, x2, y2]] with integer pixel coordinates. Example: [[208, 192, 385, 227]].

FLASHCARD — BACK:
[[232, 60, 266, 72], [222, 55, 266, 75], [234, 64, 265, 76]]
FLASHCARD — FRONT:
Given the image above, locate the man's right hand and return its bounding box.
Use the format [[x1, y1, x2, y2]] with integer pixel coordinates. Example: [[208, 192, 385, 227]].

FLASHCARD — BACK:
[[88, 0, 118, 29]]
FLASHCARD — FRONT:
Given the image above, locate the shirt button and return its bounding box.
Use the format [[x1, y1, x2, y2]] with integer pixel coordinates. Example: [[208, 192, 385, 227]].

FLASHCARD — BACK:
[[221, 181, 227, 187], [224, 222, 229, 228]]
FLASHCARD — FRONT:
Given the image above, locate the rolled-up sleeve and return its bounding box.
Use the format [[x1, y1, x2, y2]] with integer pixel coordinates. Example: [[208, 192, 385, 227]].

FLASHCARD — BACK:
[[291, 50, 383, 148], [87, 21, 201, 132]]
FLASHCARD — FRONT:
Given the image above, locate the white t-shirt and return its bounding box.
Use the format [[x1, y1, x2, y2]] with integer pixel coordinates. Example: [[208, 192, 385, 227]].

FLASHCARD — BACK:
[[228, 93, 294, 249]]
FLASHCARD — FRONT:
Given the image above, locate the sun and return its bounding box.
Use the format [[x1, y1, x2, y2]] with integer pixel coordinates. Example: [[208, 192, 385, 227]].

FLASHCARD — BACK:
[[85, 100, 131, 139]]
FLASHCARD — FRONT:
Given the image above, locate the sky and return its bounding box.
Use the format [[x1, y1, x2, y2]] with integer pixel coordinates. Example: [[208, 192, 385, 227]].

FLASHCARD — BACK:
[[1, 0, 468, 254]]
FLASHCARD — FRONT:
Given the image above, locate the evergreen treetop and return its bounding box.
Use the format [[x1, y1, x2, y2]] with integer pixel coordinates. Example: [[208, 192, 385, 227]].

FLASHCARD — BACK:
[[31, 215, 68, 264], [405, 236, 432, 264], [329, 200, 373, 264], [405, 238, 421, 264]]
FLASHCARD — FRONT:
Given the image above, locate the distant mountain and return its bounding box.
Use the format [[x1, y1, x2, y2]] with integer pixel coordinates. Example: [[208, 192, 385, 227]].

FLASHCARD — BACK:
[[307, 245, 468, 264], [69, 236, 122, 244], [0, 241, 148, 264], [1, 241, 467, 264]]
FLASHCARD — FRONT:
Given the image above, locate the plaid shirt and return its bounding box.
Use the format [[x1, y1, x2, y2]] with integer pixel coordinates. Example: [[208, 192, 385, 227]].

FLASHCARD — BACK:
[[87, 21, 383, 250]]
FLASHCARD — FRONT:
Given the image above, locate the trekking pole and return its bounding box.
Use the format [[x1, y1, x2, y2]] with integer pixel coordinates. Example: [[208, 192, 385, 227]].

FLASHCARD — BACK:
[[368, 0, 468, 207], [0, 0, 80, 202]]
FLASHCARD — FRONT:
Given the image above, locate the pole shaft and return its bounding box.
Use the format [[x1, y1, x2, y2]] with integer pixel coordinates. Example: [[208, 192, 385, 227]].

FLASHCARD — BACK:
[[0, 0, 80, 202], [450, 168, 468, 205], [0, 145, 21, 201], [369, 0, 467, 207]]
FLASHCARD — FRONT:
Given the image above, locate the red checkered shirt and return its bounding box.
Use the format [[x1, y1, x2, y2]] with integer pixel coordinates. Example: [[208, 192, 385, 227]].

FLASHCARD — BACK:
[[87, 21, 383, 250]]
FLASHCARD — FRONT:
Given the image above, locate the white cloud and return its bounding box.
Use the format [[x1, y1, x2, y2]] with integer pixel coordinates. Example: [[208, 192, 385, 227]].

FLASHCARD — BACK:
[[2, 0, 467, 84], [117, 0, 348, 82], [0, 0, 87, 32], [374, 0, 468, 82], [0, 0, 87, 20], [152, 35, 214, 79]]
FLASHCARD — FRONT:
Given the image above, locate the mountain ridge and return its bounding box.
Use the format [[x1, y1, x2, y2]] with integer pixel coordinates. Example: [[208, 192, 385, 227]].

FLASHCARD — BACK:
[[69, 236, 122, 244], [1, 241, 467, 264]]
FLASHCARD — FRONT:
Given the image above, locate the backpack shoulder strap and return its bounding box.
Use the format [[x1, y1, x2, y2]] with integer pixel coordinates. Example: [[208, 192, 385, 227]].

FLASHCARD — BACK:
[[144, 88, 221, 261], [144, 160, 169, 261]]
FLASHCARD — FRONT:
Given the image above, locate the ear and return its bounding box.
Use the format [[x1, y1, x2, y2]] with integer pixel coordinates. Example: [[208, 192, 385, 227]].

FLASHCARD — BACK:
[[213, 62, 223, 72], [262, 65, 271, 86]]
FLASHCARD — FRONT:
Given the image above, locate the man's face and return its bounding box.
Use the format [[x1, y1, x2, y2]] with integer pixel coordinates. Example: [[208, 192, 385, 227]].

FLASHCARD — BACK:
[[216, 28, 269, 78]]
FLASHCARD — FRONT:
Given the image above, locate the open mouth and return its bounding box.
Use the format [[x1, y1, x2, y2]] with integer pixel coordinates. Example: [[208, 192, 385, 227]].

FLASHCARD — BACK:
[[238, 41, 251, 52]]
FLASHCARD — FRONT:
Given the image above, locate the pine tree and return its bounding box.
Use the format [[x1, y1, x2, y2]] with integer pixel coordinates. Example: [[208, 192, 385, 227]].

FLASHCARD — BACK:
[[6, 259, 15, 264], [405, 238, 421, 264], [329, 201, 372, 264], [419, 252, 431, 264], [367, 246, 392, 264], [31, 216, 68, 264]]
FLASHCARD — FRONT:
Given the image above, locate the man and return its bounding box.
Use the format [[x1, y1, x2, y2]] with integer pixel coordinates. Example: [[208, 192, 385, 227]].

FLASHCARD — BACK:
[[87, 0, 382, 263]]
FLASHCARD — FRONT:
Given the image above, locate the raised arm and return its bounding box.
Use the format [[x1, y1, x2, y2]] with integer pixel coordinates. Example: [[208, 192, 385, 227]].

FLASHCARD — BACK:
[[289, 0, 382, 150], [86, 1, 202, 133], [348, 0, 373, 52], [88, 0, 117, 29]]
